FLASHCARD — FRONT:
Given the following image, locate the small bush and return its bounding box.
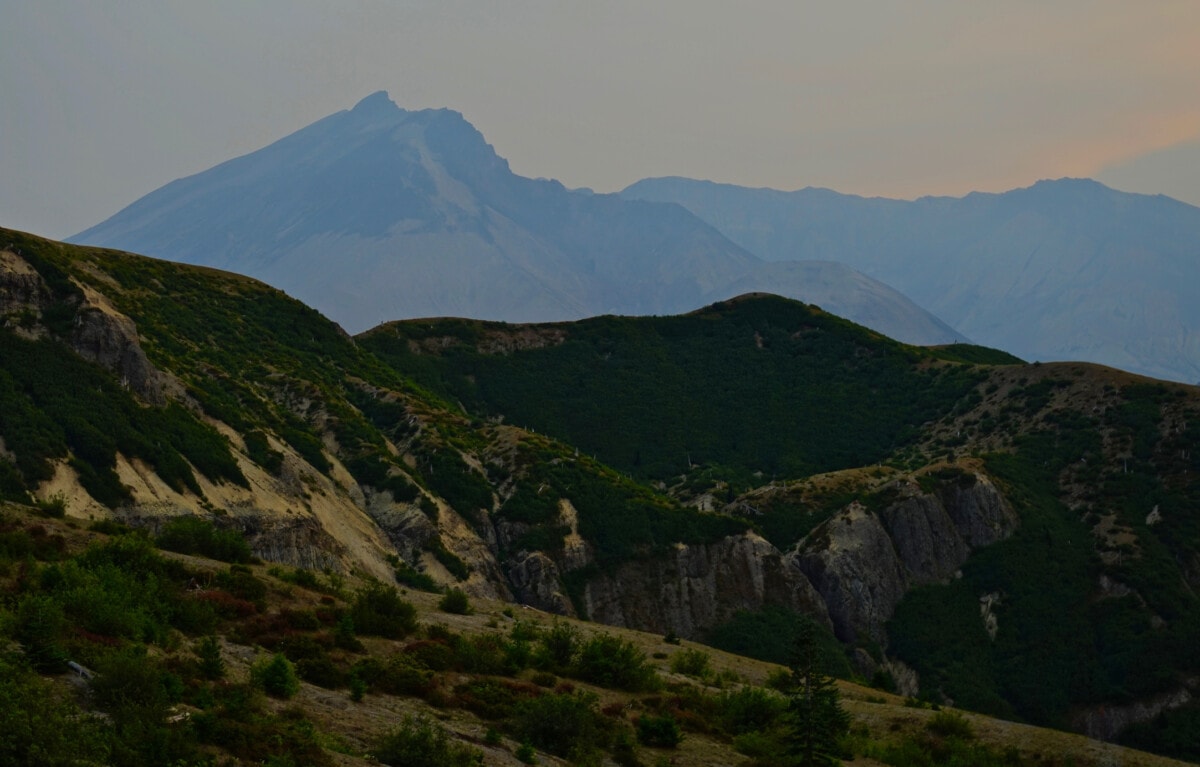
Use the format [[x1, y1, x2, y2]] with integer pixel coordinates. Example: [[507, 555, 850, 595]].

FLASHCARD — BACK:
[[670, 648, 711, 678], [394, 561, 440, 592], [88, 518, 132, 535], [252, 653, 300, 698], [350, 581, 418, 638], [512, 690, 609, 759], [14, 594, 68, 672], [716, 686, 786, 735], [296, 656, 345, 689], [534, 621, 579, 671], [927, 709, 975, 740], [215, 564, 267, 604], [373, 716, 481, 767], [515, 741, 537, 764], [636, 713, 683, 748], [438, 587, 472, 615], [157, 516, 252, 563], [574, 633, 657, 691], [196, 635, 225, 680], [35, 493, 68, 518]]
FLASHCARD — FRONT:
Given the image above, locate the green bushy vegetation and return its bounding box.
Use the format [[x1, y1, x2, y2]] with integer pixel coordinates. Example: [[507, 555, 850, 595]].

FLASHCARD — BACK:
[[372, 716, 482, 767], [706, 606, 851, 677], [0, 330, 246, 506], [156, 516, 253, 563], [349, 580, 419, 638], [499, 442, 749, 569], [438, 587, 472, 614], [889, 386, 1200, 737], [363, 296, 988, 484]]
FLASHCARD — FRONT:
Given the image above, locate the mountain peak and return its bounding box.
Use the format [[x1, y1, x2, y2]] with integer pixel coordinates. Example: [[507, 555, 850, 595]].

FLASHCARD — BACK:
[[351, 90, 398, 115]]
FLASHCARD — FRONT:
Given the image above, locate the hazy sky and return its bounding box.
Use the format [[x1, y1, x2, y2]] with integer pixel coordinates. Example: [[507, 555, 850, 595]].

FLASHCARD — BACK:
[[4, 1, 1200, 239]]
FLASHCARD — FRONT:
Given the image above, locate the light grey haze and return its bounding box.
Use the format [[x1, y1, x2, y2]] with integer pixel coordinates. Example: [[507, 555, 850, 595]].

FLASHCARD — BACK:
[[4, 1, 1200, 238]]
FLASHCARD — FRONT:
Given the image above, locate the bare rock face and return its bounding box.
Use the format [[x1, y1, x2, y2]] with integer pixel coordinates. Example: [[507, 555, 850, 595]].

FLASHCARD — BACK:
[[581, 532, 830, 639], [1, 252, 167, 403], [791, 503, 908, 645], [0, 249, 52, 317], [1071, 682, 1197, 741], [363, 489, 440, 563], [506, 551, 575, 615], [939, 473, 1019, 547], [878, 495, 970, 584], [790, 473, 1018, 645], [70, 288, 166, 404]]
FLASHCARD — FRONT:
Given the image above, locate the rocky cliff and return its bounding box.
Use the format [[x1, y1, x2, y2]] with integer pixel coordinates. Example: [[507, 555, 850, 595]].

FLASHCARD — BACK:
[[480, 467, 1019, 652], [790, 471, 1018, 644], [581, 532, 831, 637]]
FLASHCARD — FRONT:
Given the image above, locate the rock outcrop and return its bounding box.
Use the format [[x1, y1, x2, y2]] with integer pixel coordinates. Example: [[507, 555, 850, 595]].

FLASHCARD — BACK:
[[1071, 681, 1197, 742], [790, 472, 1017, 644], [581, 532, 831, 638], [791, 503, 909, 645], [0, 249, 52, 319], [70, 294, 166, 404]]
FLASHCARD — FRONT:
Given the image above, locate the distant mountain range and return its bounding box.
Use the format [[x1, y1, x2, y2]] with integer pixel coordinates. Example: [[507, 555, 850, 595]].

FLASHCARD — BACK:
[[69, 92, 959, 346], [622, 176, 1200, 383]]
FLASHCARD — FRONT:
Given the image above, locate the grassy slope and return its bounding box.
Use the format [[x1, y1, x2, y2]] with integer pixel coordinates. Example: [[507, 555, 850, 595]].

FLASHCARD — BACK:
[[0, 503, 1189, 767]]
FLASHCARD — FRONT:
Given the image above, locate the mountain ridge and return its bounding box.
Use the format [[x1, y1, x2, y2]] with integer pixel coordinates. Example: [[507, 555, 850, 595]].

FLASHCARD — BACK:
[[621, 175, 1200, 382], [70, 92, 963, 346]]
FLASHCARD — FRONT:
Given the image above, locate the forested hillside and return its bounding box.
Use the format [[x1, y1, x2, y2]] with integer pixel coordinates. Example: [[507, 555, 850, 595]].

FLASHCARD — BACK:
[[2, 227, 1199, 759]]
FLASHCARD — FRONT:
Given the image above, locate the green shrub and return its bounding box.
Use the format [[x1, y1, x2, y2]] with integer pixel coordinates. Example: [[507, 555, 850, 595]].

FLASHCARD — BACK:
[[156, 516, 252, 563], [534, 620, 580, 671], [636, 713, 683, 748], [717, 686, 787, 735], [349, 673, 367, 702], [927, 710, 974, 740], [243, 430, 284, 474], [349, 581, 418, 638], [0, 654, 112, 765], [515, 741, 537, 764], [215, 564, 267, 605], [196, 635, 225, 680], [670, 648, 711, 677], [34, 493, 67, 518], [252, 653, 300, 698], [394, 561, 440, 592], [369, 654, 435, 697], [574, 633, 657, 691], [438, 587, 472, 615], [372, 715, 481, 767], [14, 593, 68, 671], [512, 690, 608, 759], [296, 656, 345, 689]]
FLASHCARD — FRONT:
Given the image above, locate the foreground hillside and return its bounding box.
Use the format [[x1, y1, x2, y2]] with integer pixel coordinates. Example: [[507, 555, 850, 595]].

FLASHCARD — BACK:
[[2, 227, 1199, 758], [1, 504, 1189, 767]]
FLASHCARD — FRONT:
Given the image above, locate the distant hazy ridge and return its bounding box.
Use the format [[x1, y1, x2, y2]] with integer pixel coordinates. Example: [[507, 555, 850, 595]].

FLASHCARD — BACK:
[[71, 92, 959, 345], [623, 176, 1200, 383]]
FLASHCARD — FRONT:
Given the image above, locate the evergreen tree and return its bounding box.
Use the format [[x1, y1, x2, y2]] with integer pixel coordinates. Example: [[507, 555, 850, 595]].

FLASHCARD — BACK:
[[783, 619, 850, 766]]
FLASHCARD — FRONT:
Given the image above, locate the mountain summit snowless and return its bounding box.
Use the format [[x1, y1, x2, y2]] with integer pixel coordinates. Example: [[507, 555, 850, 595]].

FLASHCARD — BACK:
[[71, 92, 959, 344]]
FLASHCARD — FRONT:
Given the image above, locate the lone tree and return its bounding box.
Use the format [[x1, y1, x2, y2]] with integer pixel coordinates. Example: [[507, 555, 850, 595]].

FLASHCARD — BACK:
[[783, 619, 850, 766]]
